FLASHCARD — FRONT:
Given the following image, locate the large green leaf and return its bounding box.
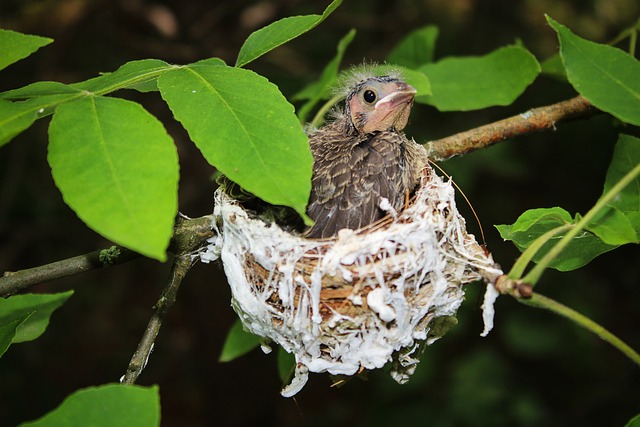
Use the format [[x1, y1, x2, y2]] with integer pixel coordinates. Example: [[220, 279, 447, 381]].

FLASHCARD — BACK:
[[158, 64, 312, 219], [0, 29, 52, 71], [235, 0, 342, 67], [547, 16, 640, 126], [495, 208, 617, 271], [219, 318, 261, 362], [387, 25, 439, 68], [418, 45, 540, 111], [19, 384, 160, 427], [293, 29, 356, 123], [0, 291, 72, 347], [72, 59, 173, 93], [48, 96, 179, 261]]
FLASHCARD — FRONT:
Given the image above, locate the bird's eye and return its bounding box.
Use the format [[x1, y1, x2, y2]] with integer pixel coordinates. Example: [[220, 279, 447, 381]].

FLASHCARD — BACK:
[[363, 89, 377, 104]]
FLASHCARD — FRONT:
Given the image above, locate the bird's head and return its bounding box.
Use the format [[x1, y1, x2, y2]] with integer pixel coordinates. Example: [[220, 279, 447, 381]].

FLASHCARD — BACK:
[[345, 76, 416, 134]]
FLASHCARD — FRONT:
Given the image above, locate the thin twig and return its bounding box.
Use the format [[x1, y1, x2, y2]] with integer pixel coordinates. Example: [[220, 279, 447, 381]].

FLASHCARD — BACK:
[[425, 95, 599, 160], [120, 253, 194, 384], [0, 246, 139, 297], [0, 214, 215, 297]]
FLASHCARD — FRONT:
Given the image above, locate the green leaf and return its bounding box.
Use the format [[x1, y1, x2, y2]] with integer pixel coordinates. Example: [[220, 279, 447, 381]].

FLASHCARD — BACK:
[[48, 96, 179, 261], [547, 16, 640, 126], [235, 0, 343, 67], [293, 29, 356, 123], [72, 59, 172, 94], [0, 99, 40, 147], [585, 206, 637, 245], [19, 384, 160, 427], [387, 25, 439, 68], [0, 29, 52, 71], [0, 313, 33, 358], [0, 291, 72, 344], [0, 81, 82, 101], [625, 414, 640, 427], [418, 45, 540, 111], [158, 64, 312, 219], [496, 208, 617, 271], [219, 319, 261, 362]]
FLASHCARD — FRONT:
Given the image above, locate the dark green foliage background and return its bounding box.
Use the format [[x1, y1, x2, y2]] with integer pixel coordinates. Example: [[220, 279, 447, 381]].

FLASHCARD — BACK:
[[1, 0, 639, 426]]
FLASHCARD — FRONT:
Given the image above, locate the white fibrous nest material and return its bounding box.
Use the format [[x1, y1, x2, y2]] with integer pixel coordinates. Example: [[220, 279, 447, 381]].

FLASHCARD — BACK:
[[201, 165, 503, 397]]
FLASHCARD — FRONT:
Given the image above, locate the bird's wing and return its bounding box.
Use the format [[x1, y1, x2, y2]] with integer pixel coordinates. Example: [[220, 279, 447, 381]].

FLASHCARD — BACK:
[[306, 130, 406, 238]]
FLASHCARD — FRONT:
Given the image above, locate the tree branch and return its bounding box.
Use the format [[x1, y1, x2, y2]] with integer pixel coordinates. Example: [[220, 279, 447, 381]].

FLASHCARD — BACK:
[[0, 214, 215, 297], [425, 95, 600, 160], [121, 253, 194, 384], [0, 246, 139, 297]]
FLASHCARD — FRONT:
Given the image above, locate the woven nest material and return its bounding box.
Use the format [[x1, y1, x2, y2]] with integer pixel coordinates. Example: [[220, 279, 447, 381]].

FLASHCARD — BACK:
[[201, 164, 503, 397]]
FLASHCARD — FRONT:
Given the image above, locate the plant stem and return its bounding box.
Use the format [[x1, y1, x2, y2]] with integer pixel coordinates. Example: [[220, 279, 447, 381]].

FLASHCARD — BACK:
[[0, 214, 214, 297], [426, 95, 598, 160], [0, 246, 139, 297], [507, 224, 573, 281], [522, 293, 640, 367], [522, 161, 640, 284], [121, 253, 193, 384], [310, 94, 341, 129]]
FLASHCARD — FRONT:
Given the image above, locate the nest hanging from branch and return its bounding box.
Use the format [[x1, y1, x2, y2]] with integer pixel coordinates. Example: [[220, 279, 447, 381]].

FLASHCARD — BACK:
[[202, 163, 503, 397]]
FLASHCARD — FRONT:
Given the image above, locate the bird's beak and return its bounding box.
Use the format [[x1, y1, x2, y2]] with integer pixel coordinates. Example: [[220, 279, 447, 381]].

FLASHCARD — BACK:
[[374, 83, 417, 112], [366, 82, 416, 132]]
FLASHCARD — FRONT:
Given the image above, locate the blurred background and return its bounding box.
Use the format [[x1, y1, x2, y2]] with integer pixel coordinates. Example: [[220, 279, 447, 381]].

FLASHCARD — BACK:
[[1, 0, 639, 426]]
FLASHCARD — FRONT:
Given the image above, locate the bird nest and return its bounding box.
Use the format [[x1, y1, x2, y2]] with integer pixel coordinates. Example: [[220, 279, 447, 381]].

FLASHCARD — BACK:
[[201, 164, 503, 397]]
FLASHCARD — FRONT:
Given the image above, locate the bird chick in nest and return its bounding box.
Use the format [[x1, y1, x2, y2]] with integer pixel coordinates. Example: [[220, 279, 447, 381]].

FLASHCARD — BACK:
[[218, 73, 427, 238], [305, 74, 427, 238]]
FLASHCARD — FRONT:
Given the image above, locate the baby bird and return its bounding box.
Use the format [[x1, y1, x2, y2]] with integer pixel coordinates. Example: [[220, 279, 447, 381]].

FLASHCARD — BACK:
[[305, 74, 427, 238]]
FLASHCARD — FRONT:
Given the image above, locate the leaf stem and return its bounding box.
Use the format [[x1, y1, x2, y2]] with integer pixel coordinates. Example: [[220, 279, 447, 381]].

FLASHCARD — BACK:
[[507, 223, 572, 281], [522, 293, 640, 367], [310, 94, 341, 128], [522, 161, 640, 284]]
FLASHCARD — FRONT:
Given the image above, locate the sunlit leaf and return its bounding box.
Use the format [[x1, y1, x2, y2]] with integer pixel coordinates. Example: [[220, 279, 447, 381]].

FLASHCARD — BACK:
[[158, 64, 312, 220], [19, 384, 160, 427], [48, 96, 179, 261], [547, 16, 640, 126], [0, 29, 52, 71], [418, 45, 540, 111], [73, 59, 172, 93], [235, 0, 342, 67], [219, 319, 261, 362], [585, 206, 637, 245], [495, 208, 617, 271]]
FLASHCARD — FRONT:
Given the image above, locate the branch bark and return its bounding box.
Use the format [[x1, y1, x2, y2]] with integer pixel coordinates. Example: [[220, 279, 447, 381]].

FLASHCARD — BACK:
[[0, 214, 214, 297], [121, 253, 193, 384], [425, 95, 599, 160]]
